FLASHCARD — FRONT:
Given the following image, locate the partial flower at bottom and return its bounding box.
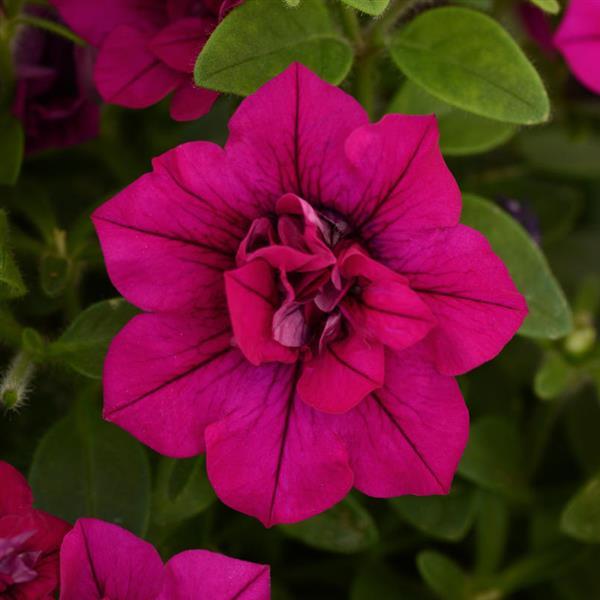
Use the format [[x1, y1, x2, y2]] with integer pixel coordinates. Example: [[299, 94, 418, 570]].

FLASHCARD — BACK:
[[93, 63, 528, 527]]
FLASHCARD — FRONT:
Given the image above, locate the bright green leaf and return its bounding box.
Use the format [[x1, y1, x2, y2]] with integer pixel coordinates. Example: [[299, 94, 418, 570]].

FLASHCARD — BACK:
[[389, 7, 550, 124], [280, 496, 378, 553], [0, 210, 26, 299], [29, 403, 151, 535], [461, 194, 572, 339], [195, 0, 353, 96], [340, 0, 389, 16], [0, 114, 24, 186], [417, 551, 469, 600], [390, 482, 477, 542], [152, 456, 216, 527], [529, 0, 560, 14], [561, 472, 600, 543], [49, 298, 138, 378], [389, 81, 517, 156]]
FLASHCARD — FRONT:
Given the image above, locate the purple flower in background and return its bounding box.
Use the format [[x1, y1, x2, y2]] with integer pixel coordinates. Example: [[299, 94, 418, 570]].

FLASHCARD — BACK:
[[12, 7, 99, 154], [496, 197, 541, 244]]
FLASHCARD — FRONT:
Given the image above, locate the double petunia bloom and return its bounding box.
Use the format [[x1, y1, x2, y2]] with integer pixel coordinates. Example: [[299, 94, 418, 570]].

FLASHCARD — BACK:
[[93, 64, 528, 527], [50, 0, 241, 121]]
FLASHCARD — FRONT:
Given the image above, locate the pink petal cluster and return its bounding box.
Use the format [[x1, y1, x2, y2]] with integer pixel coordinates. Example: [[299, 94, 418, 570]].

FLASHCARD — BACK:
[[59, 518, 269, 599], [555, 0, 600, 94], [0, 461, 71, 599], [49, 0, 241, 121], [93, 64, 527, 526]]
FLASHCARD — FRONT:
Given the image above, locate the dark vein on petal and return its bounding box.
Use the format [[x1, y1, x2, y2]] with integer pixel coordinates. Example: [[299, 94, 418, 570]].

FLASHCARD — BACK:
[[80, 524, 104, 597], [412, 287, 521, 311], [229, 566, 268, 600], [328, 344, 380, 384], [227, 272, 277, 307]]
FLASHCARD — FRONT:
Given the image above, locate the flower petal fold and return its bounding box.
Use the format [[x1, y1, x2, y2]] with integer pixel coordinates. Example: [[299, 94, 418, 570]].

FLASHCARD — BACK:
[[170, 80, 218, 121]]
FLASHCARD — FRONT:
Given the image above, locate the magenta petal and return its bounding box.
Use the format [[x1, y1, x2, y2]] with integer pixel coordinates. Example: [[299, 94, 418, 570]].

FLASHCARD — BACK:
[[0, 462, 33, 516], [226, 63, 368, 212], [170, 80, 218, 121], [159, 550, 270, 600], [94, 25, 180, 108], [344, 114, 461, 238], [103, 312, 238, 457], [555, 0, 600, 94], [59, 519, 163, 600], [49, 0, 165, 46], [92, 163, 238, 313], [225, 260, 298, 366], [298, 335, 384, 414], [205, 364, 353, 526], [333, 346, 469, 496], [377, 225, 528, 375], [150, 18, 211, 73]]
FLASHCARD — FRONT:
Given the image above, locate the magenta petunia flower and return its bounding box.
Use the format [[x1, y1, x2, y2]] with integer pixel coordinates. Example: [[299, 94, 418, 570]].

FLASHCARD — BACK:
[[59, 518, 270, 599], [93, 64, 527, 526], [555, 0, 600, 94], [49, 0, 241, 121], [0, 461, 71, 599]]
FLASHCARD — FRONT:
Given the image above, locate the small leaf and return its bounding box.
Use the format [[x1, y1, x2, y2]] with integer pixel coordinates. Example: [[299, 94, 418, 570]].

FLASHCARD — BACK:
[[389, 7, 550, 124], [0, 114, 24, 185], [390, 482, 477, 542], [29, 402, 151, 535], [280, 496, 378, 553], [458, 417, 531, 503], [340, 0, 390, 16], [389, 81, 517, 156], [461, 194, 572, 340], [195, 0, 353, 96], [529, 0, 560, 14], [561, 473, 600, 543], [534, 351, 575, 401], [49, 298, 138, 378], [417, 551, 469, 600], [0, 210, 27, 299], [152, 456, 216, 527], [39, 253, 71, 298]]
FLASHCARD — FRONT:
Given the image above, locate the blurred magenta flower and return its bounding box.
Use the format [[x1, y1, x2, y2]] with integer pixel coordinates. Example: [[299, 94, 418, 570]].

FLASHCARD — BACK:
[[555, 0, 600, 94], [93, 64, 527, 526], [12, 7, 99, 154], [517, 2, 556, 56], [59, 518, 270, 599], [0, 461, 71, 599], [49, 0, 241, 121]]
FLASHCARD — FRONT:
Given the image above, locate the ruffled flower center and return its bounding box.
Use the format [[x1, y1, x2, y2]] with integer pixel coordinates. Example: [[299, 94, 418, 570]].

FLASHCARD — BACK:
[[0, 531, 41, 592]]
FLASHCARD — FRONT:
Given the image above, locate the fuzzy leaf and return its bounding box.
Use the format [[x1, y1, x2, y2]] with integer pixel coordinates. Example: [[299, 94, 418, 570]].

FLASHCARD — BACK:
[[340, 0, 390, 16]]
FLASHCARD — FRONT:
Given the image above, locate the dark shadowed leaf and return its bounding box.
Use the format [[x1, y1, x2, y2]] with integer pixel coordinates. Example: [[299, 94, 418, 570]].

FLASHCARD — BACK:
[[417, 551, 469, 600], [534, 351, 575, 400], [0, 114, 24, 186], [389, 7, 549, 124], [561, 472, 600, 543], [0, 210, 27, 299], [352, 562, 432, 600], [195, 0, 353, 96]]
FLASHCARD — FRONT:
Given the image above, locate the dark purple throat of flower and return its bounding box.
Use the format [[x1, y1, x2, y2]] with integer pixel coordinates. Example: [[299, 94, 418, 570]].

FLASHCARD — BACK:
[[224, 194, 438, 414], [0, 531, 41, 592]]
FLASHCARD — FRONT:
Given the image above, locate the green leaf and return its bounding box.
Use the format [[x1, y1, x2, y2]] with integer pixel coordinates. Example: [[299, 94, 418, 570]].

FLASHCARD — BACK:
[[0, 114, 24, 186], [389, 81, 517, 156], [195, 0, 353, 96], [461, 194, 572, 339], [0, 210, 26, 299], [417, 551, 469, 600], [529, 0, 560, 14], [49, 298, 138, 378], [340, 0, 389, 16], [389, 7, 550, 124], [474, 491, 509, 575], [561, 472, 600, 543], [518, 128, 600, 179], [458, 417, 531, 503], [152, 456, 216, 527], [29, 402, 151, 535], [280, 496, 378, 553], [39, 253, 71, 298], [390, 482, 477, 542], [534, 351, 575, 401], [352, 563, 431, 600]]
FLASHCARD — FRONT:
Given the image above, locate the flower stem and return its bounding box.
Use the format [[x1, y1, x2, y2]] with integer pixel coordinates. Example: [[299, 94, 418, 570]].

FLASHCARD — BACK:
[[11, 14, 85, 45]]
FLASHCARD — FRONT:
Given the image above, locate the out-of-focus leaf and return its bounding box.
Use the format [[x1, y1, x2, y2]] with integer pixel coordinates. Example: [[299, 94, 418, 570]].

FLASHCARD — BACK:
[[561, 472, 600, 543], [389, 7, 549, 124], [474, 491, 509, 575], [390, 482, 477, 542], [417, 551, 469, 600], [29, 402, 151, 535], [39, 253, 71, 298], [195, 0, 353, 96], [152, 456, 216, 527], [49, 298, 138, 378], [280, 496, 378, 553], [340, 0, 389, 15], [529, 0, 560, 14], [352, 563, 432, 600], [0, 210, 27, 299], [534, 351, 575, 401], [458, 417, 531, 503], [0, 114, 24, 185], [519, 128, 600, 179], [389, 81, 516, 156], [461, 194, 572, 339]]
